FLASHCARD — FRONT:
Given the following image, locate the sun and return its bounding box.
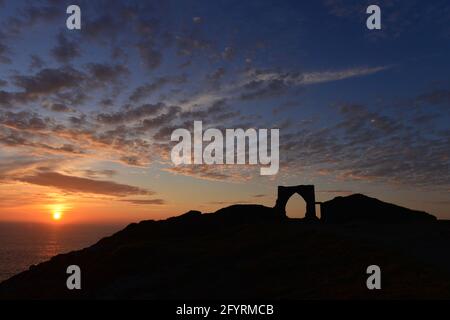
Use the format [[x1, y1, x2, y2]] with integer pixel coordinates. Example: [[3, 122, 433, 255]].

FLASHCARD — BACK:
[[52, 211, 62, 221], [49, 203, 68, 222]]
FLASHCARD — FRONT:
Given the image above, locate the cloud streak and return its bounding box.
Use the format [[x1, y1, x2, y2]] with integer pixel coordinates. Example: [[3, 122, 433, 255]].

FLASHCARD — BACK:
[[18, 171, 153, 197], [246, 66, 389, 86]]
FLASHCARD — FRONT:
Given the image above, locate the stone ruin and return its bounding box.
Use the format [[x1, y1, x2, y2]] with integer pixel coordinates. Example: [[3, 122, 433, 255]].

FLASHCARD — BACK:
[[273, 184, 436, 223], [274, 185, 320, 220]]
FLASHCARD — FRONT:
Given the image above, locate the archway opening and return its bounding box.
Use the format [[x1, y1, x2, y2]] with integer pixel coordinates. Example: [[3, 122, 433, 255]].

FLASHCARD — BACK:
[[285, 193, 307, 219]]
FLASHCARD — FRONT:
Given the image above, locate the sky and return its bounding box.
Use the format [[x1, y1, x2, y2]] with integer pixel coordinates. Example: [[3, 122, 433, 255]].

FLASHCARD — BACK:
[[0, 0, 449, 223]]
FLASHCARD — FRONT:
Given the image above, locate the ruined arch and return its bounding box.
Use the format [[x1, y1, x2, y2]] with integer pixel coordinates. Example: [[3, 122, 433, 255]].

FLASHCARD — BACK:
[[274, 185, 317, 220]]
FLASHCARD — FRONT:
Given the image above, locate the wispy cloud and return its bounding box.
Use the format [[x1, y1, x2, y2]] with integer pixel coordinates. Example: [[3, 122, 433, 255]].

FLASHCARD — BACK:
[[176, 65, 389, 108], [18, 171, 153, 197], [120, 199, 166, 205], [247, 66, 389, 86]]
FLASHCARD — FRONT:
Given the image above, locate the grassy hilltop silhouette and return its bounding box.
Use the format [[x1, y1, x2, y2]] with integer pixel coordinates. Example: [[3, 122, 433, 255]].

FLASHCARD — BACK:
[[1, 192, 449, 300]]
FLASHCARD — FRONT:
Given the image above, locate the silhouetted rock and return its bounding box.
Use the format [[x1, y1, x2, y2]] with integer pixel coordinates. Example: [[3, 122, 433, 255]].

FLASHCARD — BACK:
[[321, 194, 436, 223], [210, 204, 281, 222]]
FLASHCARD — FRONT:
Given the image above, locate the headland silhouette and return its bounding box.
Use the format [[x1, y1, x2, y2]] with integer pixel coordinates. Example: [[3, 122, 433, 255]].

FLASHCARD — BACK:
[[0, 185, 449, 299]]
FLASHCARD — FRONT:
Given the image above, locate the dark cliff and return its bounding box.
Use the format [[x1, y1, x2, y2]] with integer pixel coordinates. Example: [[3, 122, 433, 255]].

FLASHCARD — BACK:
[[0, 196, 448, 300]]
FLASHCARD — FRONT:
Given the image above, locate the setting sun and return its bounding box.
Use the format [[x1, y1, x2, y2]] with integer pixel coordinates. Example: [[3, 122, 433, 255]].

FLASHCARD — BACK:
[[48, 204, 68, 222], [52, 211, 62, 221]]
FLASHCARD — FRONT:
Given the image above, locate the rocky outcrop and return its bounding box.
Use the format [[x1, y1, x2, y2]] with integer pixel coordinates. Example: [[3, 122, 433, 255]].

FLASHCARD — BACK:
[[321, 193, 436, 223]]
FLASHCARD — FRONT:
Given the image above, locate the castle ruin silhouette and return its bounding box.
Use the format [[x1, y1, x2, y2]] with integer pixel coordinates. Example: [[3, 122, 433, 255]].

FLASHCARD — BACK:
[[274, 185, 321, 219]]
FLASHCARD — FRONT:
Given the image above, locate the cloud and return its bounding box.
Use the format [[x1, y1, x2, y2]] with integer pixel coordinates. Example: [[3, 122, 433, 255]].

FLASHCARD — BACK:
[[240, 79, 289, 100], [97, 103, 165, 124], [280, 103, 450, 189], [272, 101, 300, 115], [299, 66, 389, 84], [83, 14, 122, 41], [139, 106, 182, 131], [175, 34, 211, 56], [51, 32, 81, 63], [206, 68, 226, 81], [13, 66, 84, 98], [246, 66, 389, 86], [207, 200, 250, 205], [0, 63, 129, 109], [29, 54, 45, 70], [85, 63, 129, 85], [18, 171, 153, 197], [179, 99, 234, 120], [129, 75, 186, 102], [81, 169, 117, 179], [222, 46, 234, 61], [42, 102, 71, 113], [0, 0, 446, 203], [0, 108, 154, 167], [3, 3, 59, 36], [0, 41, 11, 64], [0, 158, 45, 178], [415, 89, 450, 107], [120, 199, 165, 205], [164, 165, 254, 182], [181, 65, 388, 105], [136, 42, 162, 70], [0, 111, 48, 131]]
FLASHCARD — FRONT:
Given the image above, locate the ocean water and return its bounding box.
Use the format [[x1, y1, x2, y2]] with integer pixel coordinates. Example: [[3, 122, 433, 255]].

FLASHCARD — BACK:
[[0, 222, 124, 283]]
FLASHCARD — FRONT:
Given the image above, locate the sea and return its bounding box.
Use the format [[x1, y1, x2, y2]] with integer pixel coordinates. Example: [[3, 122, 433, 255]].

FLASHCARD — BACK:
[[0, 222, 125, 283]]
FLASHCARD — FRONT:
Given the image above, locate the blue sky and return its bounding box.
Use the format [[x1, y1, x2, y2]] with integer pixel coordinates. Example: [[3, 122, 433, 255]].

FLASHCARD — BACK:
[[0, 0, 449, 222]]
